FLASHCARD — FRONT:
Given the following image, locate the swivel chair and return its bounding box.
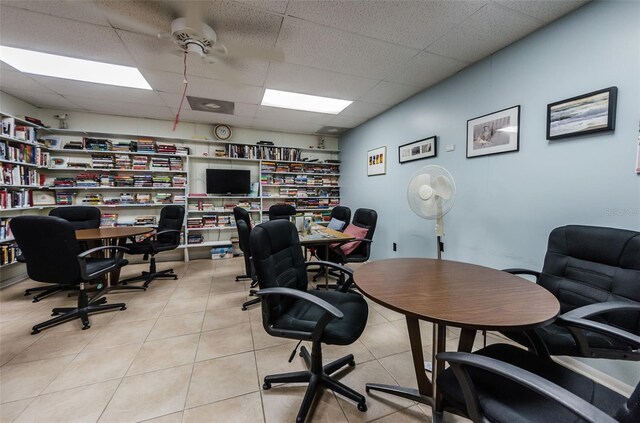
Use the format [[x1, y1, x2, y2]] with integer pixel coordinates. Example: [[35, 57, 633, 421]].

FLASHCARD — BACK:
[[120, 205, 185, 287], [232, 207, 261, 311], [11, 216, 129, 334], [268, 204, 296, 221], [501, 225, 640, 361], [326, 205, 351, 231], [250, 220, 369, 422], [23, 206, 101, 302]]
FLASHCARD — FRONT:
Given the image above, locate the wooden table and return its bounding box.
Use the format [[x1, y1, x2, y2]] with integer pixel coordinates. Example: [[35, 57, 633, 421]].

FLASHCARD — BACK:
[[299, 225, 355, 286], [76, 227, 154, 286], [353, 258, 560, 422]]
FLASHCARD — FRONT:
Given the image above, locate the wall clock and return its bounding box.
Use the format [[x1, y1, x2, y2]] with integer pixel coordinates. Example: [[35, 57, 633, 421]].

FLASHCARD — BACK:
[[214, 124, 232, 141]]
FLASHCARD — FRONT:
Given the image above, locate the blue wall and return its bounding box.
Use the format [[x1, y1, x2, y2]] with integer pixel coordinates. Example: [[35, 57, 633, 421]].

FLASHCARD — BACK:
[[340, 1, 640, 385]]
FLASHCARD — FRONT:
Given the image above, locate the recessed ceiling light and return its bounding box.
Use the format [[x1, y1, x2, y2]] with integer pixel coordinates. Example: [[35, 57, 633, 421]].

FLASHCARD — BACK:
[[0, 46, 152, 90], [261, 89, 352, 114]]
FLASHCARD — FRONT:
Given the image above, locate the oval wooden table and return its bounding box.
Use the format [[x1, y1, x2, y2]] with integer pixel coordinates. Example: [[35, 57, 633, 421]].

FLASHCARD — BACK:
[[353, 258, 560, 422], [76, 227, 154, 288]]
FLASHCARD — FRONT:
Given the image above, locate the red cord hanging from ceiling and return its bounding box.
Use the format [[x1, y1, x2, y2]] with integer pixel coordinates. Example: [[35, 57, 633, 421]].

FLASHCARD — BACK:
[[172, 51, 189, 131]]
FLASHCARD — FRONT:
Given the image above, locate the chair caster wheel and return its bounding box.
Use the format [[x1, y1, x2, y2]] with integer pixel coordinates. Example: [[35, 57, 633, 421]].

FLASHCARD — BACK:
[[357, 403, 367, 412], [242, 306, 247, 311], [120, 306, 127, 311], [82, 325, 90, 330], [263, 383, 271, 390], [32, 298, 40, 303], [31, 329, 40, 335], [348, 360, 355, 367], [51, 312, 59, 316]]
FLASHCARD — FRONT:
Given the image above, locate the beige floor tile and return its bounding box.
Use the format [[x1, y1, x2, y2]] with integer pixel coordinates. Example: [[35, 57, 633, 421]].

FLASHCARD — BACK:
[[0, 355, 75, 403], [7, 330, 98, 365], [250, 316, 297, 351], [111, 301, 167, 323], [372, 405, 431, 422], [195, 323, 253, 361], [262, 386, 347, 423], [370, 303, 405, 322], [147, 312, 204, 341], [367, 307, 391, 326], [160, 297, 208, 317], [255, 343, 307, 385], [0, 398, 33, 422], [336, 360, 414, 422], [206, 291, 248, 311], [99, 364, 192, 423], [359, 321, 411, 359], [15, 379, 120, 423], [177, 273, 213, 285], [44, 343, 141, 393], [184, 392, 263, 422], [123, 288, 175, 305], [201, 306, 249, 332], [0, 332, 41, 367], [377, 350, 432, 390], [186, 351, 259, 408], [85, 318, 156, 349], [209, 279, 246, 294], [171, 282, 212, 300], [317, 340, 376, 366], [140, 411, 184, 423], [127, 333, 199, 376]]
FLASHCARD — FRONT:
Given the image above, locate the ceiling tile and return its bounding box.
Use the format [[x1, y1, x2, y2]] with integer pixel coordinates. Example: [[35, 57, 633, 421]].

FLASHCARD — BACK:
[[384, 51, 469, 88], [235, 0, 288, 15], [339, 101, 390, 119], [168, 109, 255, 127], [0, 6, 136, 66], [0, 88, 83, 111], [265, 63, 378, 100], [144, 70, 264, 104], [30, 75, 167, 106], [64, 96, 174, 120], [287, 0, 486, 49], [357, 81, 421, 105], [0, 69, 58, 94], [251, 117, 324, 135], [277, 16, 419, 79], [254, 105, 333, 125], [426, 3, 543, 62], [496, 0, 589, 23], [325, 115, 369, 129], [2, 1, 111, 26], [201, 1, 283, 45]]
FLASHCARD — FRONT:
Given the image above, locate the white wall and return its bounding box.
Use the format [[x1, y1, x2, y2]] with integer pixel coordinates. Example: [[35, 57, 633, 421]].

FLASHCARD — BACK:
[[340, 0, 639, 385]]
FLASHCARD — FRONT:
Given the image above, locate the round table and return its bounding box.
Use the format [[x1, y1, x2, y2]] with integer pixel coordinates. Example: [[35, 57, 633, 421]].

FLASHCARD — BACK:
[[353, 258, 560, 420]]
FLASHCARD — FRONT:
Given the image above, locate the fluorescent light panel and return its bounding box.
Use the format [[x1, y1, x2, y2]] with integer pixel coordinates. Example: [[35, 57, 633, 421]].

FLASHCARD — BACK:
[[261, 89, 352, 114], [0, 46, 152, 90]]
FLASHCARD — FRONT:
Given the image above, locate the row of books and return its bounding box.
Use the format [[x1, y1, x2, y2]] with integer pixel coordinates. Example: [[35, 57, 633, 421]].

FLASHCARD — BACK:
[[85, 138, 113, 151], [0, 189, 31, 209], [260, 162, 339, 174], [269, 188, 340, 198], [187, 214, 235, 228], [0, 218, 12, 241], [90, 154, 184, 170], [0, 244, 20, 266], [53, 192, 185, 206], [99, 214, 158, 227], [1, 164, 44, 186], [52, 174, 186, 188], [260, 174, 339, 186], [227, 145, 302, 161], [189, 200, 260, 212], [187, 234, 204, 244], [1, 142, 50, 167], [1, 117, 37, 142]]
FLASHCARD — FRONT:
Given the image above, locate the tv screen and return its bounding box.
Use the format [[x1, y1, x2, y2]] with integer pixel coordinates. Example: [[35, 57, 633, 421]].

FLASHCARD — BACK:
[[206, 169, 251, 195]]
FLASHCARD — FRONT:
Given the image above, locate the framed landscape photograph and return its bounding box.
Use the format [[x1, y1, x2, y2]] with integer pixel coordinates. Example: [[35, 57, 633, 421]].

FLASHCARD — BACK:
[[367, 146, 386, 176], [399, 136, 437, 164], [31, 190, 56, 206], [547, 86, 617, 140], [467, 105, 520, 158]]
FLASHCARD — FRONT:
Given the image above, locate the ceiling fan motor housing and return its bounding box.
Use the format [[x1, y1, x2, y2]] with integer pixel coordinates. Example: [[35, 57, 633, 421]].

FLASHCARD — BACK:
[[171, 17, 217, 55]]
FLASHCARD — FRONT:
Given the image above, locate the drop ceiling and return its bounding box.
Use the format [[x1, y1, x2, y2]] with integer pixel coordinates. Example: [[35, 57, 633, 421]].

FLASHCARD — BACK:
[[0, 0, 588, 135]]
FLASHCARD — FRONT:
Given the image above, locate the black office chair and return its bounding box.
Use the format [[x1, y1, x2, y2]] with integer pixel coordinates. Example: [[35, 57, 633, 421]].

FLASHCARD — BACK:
[[268, 204, 296, 221], [22, 206, 102, 302], [314, 208, 378, 289], [327, 205, 351, 231], [120, 205, 185, 288], [250, 220, 368, 422], [232, 207, 261, 311], [11, 216, 129, 334], [437, 310, 640, 423], [501, 225, 640, 361]]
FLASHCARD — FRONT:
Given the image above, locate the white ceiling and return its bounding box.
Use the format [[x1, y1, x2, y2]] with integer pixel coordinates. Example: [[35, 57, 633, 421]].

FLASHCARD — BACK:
[[0, 0, 588, 135]]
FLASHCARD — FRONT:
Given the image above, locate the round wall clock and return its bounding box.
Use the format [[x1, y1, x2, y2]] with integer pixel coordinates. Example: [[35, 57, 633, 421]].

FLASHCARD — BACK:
[[214, 124, 232, 141]]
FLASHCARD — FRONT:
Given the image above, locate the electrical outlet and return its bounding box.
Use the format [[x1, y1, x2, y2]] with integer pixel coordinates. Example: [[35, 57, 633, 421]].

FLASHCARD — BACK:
[[446, 144, 455, 152], [393, 242, 397, 252]]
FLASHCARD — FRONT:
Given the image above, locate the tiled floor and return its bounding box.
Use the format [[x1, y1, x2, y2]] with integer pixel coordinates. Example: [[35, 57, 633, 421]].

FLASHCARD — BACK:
[[0, 257, 513, 422]]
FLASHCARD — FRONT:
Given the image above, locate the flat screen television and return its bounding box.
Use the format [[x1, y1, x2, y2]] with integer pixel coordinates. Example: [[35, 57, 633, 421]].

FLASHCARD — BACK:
[[206, 169, 251, 195]]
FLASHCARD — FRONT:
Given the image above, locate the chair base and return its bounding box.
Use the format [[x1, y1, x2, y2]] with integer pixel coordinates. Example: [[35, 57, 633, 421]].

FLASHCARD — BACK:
[[235, 274, 252, 282], [119, 256, 178, 288], [263, 342, 366, 423], [25, 284, 78, 302], [241, 297, 260, 311], [32, 286, 126, 334]]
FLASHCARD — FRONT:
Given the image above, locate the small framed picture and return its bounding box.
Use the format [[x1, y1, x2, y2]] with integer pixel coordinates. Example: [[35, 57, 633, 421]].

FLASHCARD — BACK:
[[31, 190, 56, 206], [547, 87, 617, 140], [51, 157, 68, 168], [367, 146, 386, 176], [467, 105, 520, 158], [399, 136, 437, 164], [42, 136, 61, 149]]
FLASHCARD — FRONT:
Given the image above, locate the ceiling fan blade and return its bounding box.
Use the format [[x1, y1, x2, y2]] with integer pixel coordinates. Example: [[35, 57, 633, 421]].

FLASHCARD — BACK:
[[201, 57, 242, 86], [90, 0, 168, 36], [432, 175, 453, 200], [217, 40, 285, 62]]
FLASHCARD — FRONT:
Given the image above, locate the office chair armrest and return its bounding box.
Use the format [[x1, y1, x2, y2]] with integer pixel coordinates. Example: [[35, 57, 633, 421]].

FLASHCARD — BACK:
[[561, 302, 640, 320], [77, 245, 130, 280], [305, 260, 357, 292], [152, 229, 182, 238], [437, 351, 618, 423], [502, 268, 541, 279], [256, 287, 344, 342]]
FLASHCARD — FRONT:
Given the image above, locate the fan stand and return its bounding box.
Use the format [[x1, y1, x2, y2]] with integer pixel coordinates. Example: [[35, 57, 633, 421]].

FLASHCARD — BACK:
[[424, 214, 445, 372]]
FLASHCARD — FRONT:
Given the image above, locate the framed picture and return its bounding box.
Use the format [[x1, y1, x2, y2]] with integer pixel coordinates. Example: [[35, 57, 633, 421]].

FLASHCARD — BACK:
[[50, 157, 68, 168], [547, 86, 617, 140], [31, 190, 56, 206], [467, 105, 520, 158], [42, 136, 61, 149], [399, 136, 437, 164], [367, 146, 386, 176]]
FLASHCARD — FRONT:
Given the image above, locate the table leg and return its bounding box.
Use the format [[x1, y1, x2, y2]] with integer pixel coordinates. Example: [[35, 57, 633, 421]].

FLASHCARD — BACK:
[[431, 323, 447, 416], [365, 316, 435, 407], [457, 328, 477, 353], [324, 245, 329, 289]]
